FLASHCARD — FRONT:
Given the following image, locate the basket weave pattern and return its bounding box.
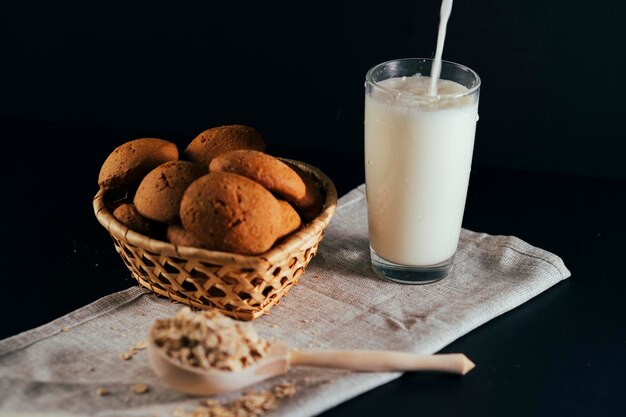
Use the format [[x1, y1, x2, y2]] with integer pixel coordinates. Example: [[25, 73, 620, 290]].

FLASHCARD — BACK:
[[94, 160, 337, 320]]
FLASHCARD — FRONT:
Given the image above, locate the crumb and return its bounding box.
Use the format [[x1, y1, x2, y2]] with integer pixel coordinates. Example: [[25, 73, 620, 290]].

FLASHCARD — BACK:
[[131, 383, 150, 394], [119, 352, 132, 361], [268, 324, 279, 328], [96, 387, 109, 396], [61, 327, 70, 332]]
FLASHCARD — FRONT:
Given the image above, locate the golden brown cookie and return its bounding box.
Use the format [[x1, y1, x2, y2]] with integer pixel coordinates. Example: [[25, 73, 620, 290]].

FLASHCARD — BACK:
[[209, 150, 306, 201], [290, 165, 324, 222], [166, 224, 209, 248], [134, 161, 206, 224], [183, 125, 265, 166], [98, 138, 179, 190], [180, 172, 282, 255], [112, 203, 153, 234], [277, 200, 301, 239]]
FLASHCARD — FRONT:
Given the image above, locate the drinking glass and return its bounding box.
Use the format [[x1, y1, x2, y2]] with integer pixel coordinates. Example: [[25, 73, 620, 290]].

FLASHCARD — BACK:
[[364, 58, 481, 284]]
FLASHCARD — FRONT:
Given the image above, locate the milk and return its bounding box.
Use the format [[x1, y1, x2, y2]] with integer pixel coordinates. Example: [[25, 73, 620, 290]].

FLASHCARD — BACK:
[[365, 75, 478, 266]]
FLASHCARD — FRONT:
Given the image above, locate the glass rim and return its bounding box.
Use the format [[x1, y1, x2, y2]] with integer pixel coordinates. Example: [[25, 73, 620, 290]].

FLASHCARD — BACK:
[[365, 57, 481, 100]]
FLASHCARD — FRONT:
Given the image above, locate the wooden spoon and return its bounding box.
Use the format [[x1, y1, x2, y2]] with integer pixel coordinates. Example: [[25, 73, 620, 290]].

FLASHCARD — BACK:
[[148, 339, 475, 395]]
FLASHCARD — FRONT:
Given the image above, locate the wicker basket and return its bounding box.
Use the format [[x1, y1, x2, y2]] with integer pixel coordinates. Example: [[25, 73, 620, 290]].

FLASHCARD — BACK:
[[93, 159, 337, 320]]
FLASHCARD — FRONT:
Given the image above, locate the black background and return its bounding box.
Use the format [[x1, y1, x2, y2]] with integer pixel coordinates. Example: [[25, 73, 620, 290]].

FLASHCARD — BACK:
[[1, 1, 626, 416], [2, 0, 626, 179]]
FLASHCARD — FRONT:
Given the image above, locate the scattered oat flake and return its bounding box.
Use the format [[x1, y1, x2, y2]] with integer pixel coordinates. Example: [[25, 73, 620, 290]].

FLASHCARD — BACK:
[[236, 391, 277, 414], [131, 383, 150, 394], [96, 387, 109, 396], [134, 340, 148, 350], [202, 405, 228, 417], [173, 383, 294, 417], [268, 324, 279, 328], [173, 407, 187, 417], [61, 327, 70, 332], [119, 342, 146, 360], [273, 382, 296, 399], [202, 399, 221, 408]]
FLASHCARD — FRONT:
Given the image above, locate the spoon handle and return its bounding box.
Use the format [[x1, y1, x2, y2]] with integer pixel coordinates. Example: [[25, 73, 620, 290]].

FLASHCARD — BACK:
[[289, 350, 474, 375]]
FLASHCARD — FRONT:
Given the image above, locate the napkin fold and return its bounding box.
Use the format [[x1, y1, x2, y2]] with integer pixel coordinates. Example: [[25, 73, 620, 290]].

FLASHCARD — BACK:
[[0, 184, 570, 417]]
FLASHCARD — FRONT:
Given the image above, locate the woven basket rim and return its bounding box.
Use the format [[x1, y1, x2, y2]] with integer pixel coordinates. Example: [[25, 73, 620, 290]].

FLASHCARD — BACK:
[[93, 158, 338, 267]]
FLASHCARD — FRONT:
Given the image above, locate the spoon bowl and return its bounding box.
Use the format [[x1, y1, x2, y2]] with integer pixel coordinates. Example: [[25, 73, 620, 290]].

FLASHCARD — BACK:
[[149, 338, 475, 396], [148, 339, 291, 395]]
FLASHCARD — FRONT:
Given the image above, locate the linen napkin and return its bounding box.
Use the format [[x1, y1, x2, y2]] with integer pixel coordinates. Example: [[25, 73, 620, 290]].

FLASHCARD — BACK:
[[0, 184, 570, 417]]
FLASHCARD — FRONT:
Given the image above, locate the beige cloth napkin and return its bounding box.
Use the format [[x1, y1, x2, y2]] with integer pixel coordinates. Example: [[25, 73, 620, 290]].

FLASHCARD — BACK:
[[0, 184, 570, 417]]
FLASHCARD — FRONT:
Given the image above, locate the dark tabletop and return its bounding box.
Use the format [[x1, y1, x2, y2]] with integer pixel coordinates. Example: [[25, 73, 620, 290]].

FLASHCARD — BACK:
[[0, 119, 624, 416]]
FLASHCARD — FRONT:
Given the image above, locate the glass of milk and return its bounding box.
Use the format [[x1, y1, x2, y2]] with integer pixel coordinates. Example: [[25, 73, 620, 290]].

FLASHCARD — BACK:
[[364, 58, 481, 284]]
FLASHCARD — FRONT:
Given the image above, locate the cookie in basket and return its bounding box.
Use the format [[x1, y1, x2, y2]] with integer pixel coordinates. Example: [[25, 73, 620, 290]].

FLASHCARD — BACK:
[[209, 150, 306, 201], [98, 138, 179, 190], [277, 200, 301, 238], [290, 165, 324, 222], [134, 160, 206, 224], [180, 172, 283, 255], [183, 125, 265, 166], [166, 224, 209, 248], [112, 203, 154, 234]]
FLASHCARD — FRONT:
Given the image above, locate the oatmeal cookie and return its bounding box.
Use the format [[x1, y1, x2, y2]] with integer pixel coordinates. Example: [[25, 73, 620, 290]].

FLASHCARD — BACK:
[[112, 203, 153, 234], [183, 125, 265, 166], [98, 138, 178, 190], [209, 150, 305, 201], [180, 172, 282, 255], [134, 160, 206, 223]]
